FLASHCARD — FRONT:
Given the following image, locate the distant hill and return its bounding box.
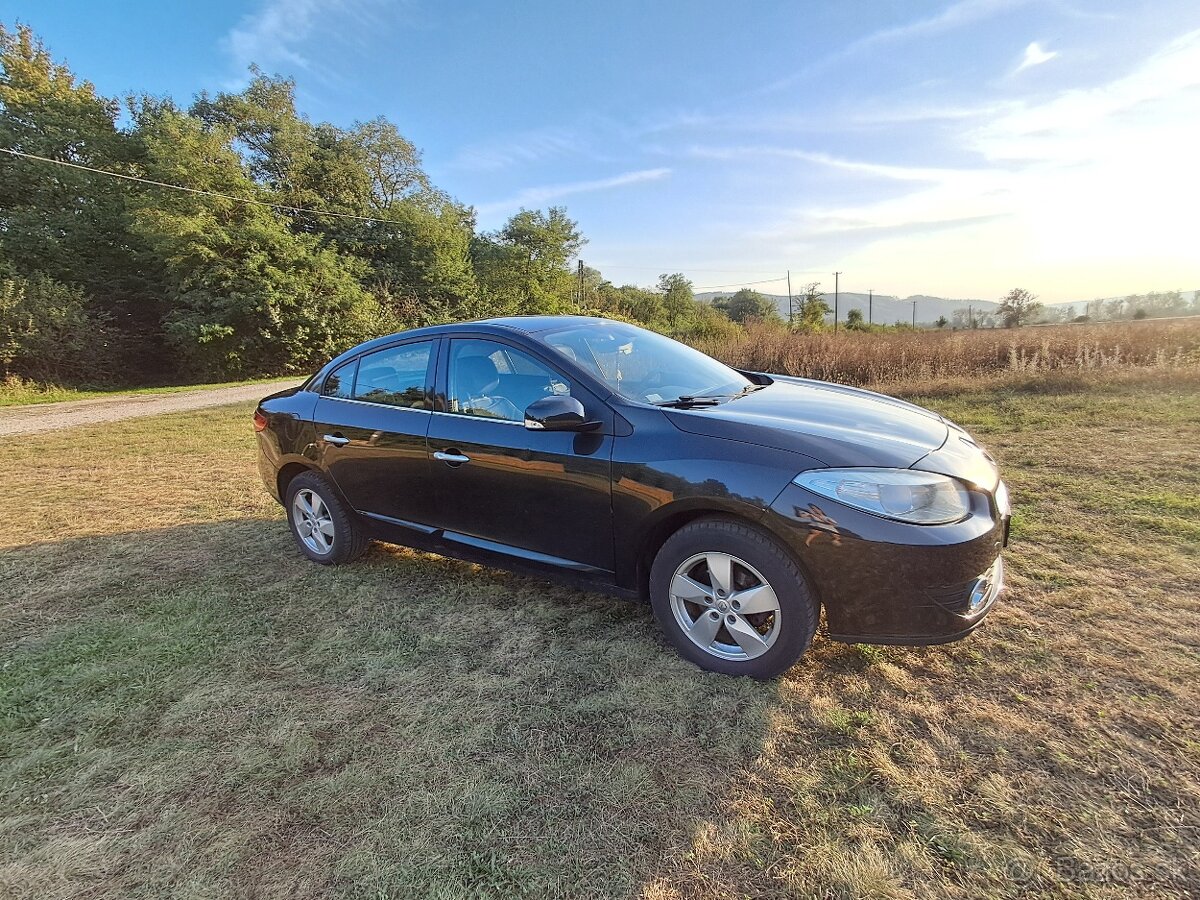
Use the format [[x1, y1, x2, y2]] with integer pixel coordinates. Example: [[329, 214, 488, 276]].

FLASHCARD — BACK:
[[696, 291, 999, 326]]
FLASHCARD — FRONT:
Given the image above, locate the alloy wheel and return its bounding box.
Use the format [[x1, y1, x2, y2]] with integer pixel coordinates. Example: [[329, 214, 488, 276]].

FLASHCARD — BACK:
[[292, 488, 335, 554], [668, 552, 782, 660]]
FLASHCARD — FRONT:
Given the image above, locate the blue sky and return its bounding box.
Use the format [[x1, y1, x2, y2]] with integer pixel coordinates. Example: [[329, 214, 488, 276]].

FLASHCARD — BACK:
[[11, 0, 1200, 302]]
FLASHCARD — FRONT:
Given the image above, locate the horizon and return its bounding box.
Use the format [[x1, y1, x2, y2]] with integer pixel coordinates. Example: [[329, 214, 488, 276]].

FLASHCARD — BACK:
[[11, 0, 1200, 303]]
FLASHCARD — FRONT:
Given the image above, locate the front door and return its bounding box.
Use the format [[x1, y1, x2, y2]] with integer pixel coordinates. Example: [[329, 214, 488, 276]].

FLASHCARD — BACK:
[[426, 337, 615, 573], [314, 338, 439, 530]]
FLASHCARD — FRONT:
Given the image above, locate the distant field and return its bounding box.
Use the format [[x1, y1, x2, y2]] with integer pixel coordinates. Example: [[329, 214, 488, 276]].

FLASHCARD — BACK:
[[1, 376, 1198, 898], [696, 318, 1200, 390]]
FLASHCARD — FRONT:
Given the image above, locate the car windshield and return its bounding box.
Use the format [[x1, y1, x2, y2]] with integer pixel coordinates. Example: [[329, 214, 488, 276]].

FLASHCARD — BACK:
[[542, 321, 753, 404]]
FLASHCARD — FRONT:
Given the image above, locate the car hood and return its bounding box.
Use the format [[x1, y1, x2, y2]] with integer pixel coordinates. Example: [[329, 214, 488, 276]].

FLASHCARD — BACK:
[[663, 375, 950, 468]]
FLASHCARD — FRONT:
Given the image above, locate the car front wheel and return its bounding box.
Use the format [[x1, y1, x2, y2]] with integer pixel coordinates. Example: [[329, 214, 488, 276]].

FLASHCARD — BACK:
[[284, 471, 369, 565], [649, 518, 818, 678]]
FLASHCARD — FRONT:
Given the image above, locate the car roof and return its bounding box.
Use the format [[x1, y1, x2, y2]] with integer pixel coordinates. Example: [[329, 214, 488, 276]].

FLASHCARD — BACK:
[[475, 314, 614, 334], [317, 315, 624, 375]]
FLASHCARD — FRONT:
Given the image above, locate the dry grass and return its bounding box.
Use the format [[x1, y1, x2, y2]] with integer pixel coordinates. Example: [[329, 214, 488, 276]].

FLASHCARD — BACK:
[[1, 375, 1198, 898], [693, 318, 1200, 388]]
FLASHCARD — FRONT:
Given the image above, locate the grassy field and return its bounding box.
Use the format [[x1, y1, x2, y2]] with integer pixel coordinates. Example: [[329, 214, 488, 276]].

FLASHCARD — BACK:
[[697, 318, 1200, 388], [1, 376, 1198, 898], [0, 374, 297, 408]]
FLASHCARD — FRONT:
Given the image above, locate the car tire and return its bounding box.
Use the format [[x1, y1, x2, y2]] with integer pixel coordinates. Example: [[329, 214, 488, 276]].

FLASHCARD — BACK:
[[649, 517, 818, 678], [284, 471, 369, 565]]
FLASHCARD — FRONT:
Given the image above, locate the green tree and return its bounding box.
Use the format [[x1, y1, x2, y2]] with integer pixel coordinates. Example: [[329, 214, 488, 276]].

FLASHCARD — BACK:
[[793, 282, 829, 331], [0, 24, 164, 365], [129, 101, 387, 378], [0, 274, 117, 381], [845, 308, 867, 331], [473, 207, 584, 315], [596, 283, 666, 328], [657, 273, 694, 329], [997, 288, 1043, 328], [935, 315, 949, 329], [191, 74, 477, 324], [679, 300, 736, 340], [715, 288, 780, 324]]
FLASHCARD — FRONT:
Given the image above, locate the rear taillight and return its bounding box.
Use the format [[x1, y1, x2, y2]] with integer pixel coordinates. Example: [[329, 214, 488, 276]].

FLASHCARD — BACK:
[[253, 409, 268, 432]]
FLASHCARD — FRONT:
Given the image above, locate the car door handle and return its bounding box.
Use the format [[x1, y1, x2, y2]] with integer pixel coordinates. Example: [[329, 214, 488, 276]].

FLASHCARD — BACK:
[[323, 433, 351, 447], [433, 450, 470, 465]]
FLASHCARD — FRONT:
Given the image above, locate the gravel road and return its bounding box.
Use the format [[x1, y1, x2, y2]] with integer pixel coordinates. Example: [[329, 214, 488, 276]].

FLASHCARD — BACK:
[[0, 380, 300, 438]]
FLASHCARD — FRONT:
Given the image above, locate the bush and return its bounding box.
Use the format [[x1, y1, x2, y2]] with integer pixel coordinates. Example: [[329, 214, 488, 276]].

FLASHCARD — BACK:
[[0, 275, 118, 382]]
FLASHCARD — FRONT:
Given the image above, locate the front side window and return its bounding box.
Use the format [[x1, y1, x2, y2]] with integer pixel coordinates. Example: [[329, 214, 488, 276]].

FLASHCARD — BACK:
[[352, 341, 434, 409], [448, 339, 570, 422]]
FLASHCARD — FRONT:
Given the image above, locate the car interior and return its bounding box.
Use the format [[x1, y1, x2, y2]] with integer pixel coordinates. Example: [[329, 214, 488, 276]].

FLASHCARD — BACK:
[[450, 346, 570, 421]]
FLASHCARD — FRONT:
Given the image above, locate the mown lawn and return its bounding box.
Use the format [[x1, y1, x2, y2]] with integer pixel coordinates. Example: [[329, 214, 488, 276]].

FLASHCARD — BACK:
[[1, 378, 1197, 899]]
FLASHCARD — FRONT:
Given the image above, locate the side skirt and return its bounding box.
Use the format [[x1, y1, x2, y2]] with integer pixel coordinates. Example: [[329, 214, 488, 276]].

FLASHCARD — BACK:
[[357, 512, 638, 602]]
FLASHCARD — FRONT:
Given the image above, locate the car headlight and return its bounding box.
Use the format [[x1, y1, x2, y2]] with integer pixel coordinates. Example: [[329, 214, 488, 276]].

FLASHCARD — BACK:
[[793, 468, 971, 525]]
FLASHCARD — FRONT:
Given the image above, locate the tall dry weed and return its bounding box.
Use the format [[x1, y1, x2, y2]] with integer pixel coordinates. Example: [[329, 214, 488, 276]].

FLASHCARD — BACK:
[[691, 319, 1200, 387]]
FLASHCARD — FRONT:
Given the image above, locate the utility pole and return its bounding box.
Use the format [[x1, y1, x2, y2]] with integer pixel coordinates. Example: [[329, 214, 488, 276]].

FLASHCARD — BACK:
[[912, 300, 917, 330], [787, 270, 793, 327], [968, 304, 973, 329], [868, 289, 873, 326], [577, 260, 584, 307], [833, 271, 842, 333]]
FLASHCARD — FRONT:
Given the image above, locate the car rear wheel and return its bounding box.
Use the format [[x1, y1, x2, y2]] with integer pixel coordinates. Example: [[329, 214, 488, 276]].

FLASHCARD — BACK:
[[285, 471, 369, 565], [649, 518, 818, 678]]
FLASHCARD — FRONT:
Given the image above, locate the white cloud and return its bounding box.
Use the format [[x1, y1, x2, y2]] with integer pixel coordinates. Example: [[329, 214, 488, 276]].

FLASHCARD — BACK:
[[687, 146, 985, 183], [852, 0, 1031, 53], [448, 127, 586, 172], [475, 168, 672, 217], [220, 0, 397, 83], [978, 28, 1200, 154], [223, 0, 326, 74], [743, 29, 1200, 300], [761, 0, 1031, 93], [1014, 41, 1058, 73]]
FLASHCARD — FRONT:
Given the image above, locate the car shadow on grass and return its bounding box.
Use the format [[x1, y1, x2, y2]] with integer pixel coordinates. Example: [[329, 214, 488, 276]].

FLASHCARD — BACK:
[[2, 517, 812, 898]]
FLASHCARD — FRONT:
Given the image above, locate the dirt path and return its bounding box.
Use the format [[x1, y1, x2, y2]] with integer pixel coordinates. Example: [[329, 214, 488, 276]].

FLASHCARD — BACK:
[[0, 380, 300, 437]]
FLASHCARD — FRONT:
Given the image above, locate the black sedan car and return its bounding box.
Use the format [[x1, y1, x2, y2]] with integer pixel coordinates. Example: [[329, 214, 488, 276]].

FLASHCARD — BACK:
[[255, 316, 1008, 677]]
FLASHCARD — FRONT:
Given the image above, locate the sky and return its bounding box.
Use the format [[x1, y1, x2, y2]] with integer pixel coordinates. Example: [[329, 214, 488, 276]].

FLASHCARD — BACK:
[[9, 0, 1200, 303]]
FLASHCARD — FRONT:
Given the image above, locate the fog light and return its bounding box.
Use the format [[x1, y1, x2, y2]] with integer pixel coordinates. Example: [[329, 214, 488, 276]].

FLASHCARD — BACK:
[[967, 557, 1004, 614]]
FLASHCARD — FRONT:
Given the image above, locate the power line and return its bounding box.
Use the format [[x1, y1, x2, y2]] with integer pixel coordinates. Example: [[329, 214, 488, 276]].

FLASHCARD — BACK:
[[0, 146, 408, 226], [4, 147, 854, 297], [692, 275, 788, 292], [595, 263, 829, 275]]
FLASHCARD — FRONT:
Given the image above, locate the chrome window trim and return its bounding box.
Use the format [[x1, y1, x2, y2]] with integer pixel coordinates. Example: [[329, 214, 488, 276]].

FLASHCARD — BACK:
[[429, 409, 525, 427], [318, 337, 438, 403], [317, 395, 433, 413]]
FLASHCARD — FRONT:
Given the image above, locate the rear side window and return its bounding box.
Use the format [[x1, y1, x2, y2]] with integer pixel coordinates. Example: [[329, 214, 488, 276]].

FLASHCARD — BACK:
[[322, 360, 357, 399], [353, 341, 434, 409]]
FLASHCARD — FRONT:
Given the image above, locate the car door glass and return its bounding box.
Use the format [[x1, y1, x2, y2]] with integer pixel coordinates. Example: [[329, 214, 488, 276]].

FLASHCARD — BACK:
[[449, 339, 570, 422], [322, 359, 357, 399], [353, 341, 434, 409]]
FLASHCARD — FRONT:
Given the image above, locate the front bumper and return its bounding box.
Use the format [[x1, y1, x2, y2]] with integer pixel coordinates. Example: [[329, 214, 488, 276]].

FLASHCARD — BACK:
[[765, 481, 1008, 644]]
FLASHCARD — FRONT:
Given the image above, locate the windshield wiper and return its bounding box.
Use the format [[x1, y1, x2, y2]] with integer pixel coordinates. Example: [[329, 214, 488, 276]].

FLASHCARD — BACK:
[[653, 384, 766, 409], [652, 395, 724, 408], [731, 383, 767, 398]]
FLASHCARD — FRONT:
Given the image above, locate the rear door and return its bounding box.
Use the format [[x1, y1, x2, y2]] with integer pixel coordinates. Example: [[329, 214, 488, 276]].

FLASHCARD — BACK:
[[314, 338, 440, 530], [426, 336, 615, 573]]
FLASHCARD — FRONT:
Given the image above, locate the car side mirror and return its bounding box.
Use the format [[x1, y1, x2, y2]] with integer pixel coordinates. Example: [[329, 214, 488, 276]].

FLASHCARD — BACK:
[[524, 395, 600, 431]]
